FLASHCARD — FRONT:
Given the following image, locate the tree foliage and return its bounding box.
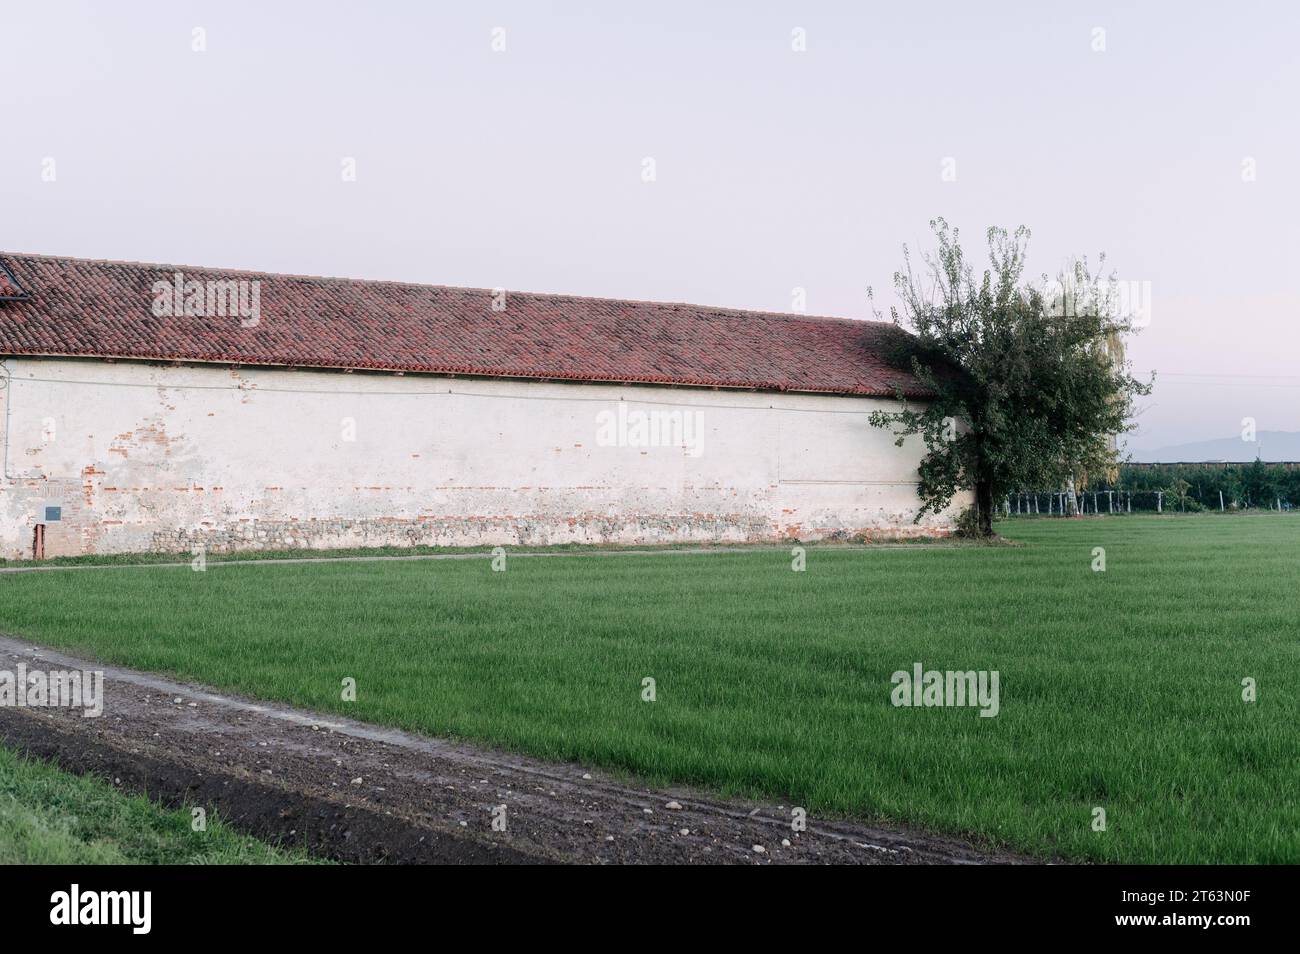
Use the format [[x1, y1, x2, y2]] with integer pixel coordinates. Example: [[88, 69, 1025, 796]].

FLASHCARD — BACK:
[[868, 219, 1151, 535], [1108, 462, 1298, 511]]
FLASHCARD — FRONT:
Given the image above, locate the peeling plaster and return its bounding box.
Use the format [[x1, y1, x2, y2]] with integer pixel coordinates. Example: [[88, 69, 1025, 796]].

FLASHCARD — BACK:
[[0, 359, 966, 558]]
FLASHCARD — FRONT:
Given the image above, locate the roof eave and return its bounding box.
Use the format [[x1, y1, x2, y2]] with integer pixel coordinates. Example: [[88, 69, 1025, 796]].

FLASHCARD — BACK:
[[1, 350, 928, 400]]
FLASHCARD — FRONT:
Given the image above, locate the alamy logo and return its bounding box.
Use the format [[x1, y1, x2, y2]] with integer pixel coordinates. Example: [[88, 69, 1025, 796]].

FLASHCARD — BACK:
[[0, 665, 103, 717], [595, 404, 704, 457], [151, 271, 261, 327], [50, 884, 151, 934], [890, 663, 1000, 718], [1041, 276, 1151, 328]]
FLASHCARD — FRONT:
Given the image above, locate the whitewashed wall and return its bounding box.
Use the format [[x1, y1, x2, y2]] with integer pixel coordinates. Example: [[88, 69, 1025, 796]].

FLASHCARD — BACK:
[[0, 358, 966, 558]]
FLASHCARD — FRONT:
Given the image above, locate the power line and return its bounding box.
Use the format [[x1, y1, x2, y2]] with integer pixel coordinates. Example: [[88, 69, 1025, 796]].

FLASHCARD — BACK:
[[1140, 370, 1300, 382]]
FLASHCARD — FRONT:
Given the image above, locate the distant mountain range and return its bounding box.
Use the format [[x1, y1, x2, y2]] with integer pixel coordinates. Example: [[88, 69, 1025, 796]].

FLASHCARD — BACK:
[[1125, 431, 1300, 463]]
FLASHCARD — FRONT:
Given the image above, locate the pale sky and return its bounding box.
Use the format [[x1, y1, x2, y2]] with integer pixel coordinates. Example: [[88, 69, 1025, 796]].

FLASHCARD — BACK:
[[2, 0, 1296, 449]]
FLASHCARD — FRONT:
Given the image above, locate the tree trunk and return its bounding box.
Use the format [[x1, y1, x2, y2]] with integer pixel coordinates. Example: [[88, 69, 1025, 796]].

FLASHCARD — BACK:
[[975, 481, 995, 536]]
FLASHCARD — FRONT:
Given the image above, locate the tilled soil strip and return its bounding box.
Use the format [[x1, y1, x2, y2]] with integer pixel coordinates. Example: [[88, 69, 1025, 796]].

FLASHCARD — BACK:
[[0, 635, 1030, 865]]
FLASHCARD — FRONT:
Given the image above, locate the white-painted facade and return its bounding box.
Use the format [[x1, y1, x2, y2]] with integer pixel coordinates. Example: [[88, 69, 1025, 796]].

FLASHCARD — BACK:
[[0, 358, 964, 559]]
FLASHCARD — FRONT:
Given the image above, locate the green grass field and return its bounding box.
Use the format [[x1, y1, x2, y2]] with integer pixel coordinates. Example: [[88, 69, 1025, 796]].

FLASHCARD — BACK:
[[1, 514, 1296, 863], [0, 747, 314, 864]]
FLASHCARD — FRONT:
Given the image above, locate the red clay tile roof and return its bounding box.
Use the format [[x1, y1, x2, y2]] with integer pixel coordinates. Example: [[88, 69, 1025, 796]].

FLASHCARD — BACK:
[[0, 253, 926, 398], [0, 262, 27, 299]]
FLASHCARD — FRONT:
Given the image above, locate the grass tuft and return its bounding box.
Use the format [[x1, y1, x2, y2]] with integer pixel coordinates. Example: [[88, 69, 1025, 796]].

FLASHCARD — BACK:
[[0, 747, 320, 864]]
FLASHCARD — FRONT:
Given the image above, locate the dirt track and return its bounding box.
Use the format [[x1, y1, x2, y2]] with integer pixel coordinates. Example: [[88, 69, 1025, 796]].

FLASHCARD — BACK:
[[0, 634, 1031, 865]]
